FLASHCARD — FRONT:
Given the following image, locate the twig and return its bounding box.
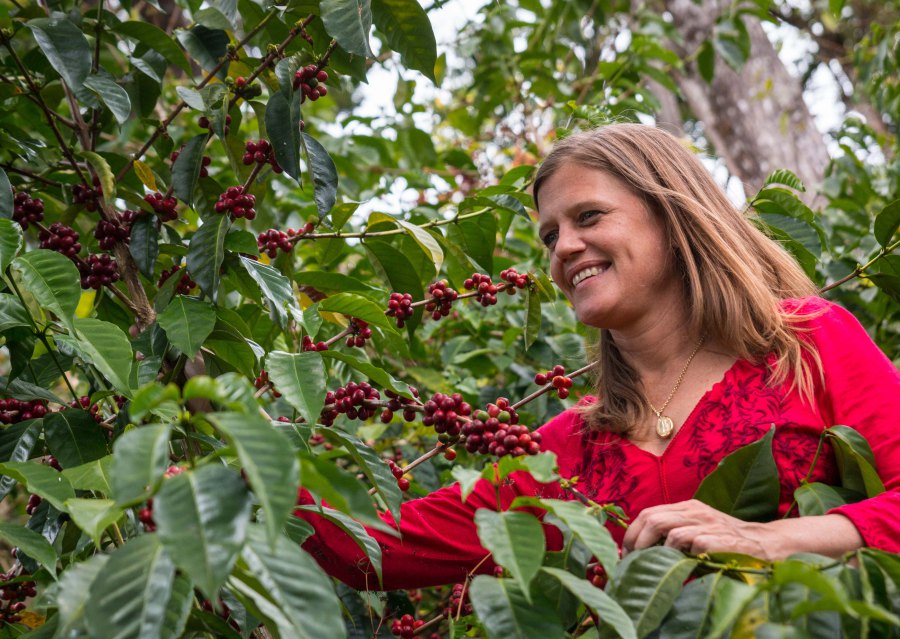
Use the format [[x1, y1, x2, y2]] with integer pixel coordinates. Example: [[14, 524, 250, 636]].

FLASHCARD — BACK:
[[819, 239, 900, 293]]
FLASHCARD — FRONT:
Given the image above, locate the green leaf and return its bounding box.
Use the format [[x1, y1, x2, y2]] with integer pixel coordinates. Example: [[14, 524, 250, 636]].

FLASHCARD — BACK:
[[524, 287, 541, 349], [0, 219, 23, 272], [874, 199, 900, 248], [763, 169, 805, 192], [0, 168, 12, 219], [44, 409, 109, 469], [693, 427, 780, 521], [175, 25, 229, 74], [187, 215, 230, 302], [319, 349, 415, 397], [794, 482, 861, 516], [266, 351, 326, 425], [70, 317, 134, 396], [657, 572, 720, 639], [610, 547, 697, 638], [371, 0, 436, 81], [475, 509, 545, 600], [154, 464, 253, 599], [62, 456, 113, 493], [267, 90, 303, 182], [26, 16, 91, 90], [10, 249, 80, 329], [55, 553, 110, 636], [303, 132, 338, 217], [0, 377, 63, 404], [64, 498, 123, 548], [183, 372, 258, 415], [0, 461, 74, 511], [230, 525, 347, 639], [84, 534, 184, 639], [239, 256, 303, 328], [112, 21, 192, 74], [318, 291, 398, 333], [396, 219, 443, 274], [0, 294, 31, 333], [111, 423, 172, 505], [702, 574, 758, 639], [172, 134, 207, 209], [128, 214, 159, 279], [157, 295, 217, 357], [824, 425, 885, 497], [295, 505, 384, 582], [317, 427, 402, 524], [541, 567, 635, 639], [207, 412, 300, 546], [175, 86, 207, 111], [696, 39, 715, 83], [129, 382, 180, 421], [0, 420, 41, 502], [469, 576, 567, 639], [0, 521, 57, 578], [298, 454, 387, 530], [321, 0, 374, 58], [446, 214, 495, 274], [452, 466, 483, 501], [83, 72, 132, 125]]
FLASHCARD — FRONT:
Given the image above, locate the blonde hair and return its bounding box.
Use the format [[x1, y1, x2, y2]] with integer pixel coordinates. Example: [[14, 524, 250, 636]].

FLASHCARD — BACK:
[[532, 124, 821, 433]]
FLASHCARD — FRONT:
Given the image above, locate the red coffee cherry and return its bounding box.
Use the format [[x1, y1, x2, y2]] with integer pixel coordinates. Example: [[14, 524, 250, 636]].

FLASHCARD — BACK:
[[79, 253, 120, 290], [425, 280, 459, 321], [534, 364, 573, 399], [422, 392, 471, 438], [461, 399, 541, 458], [499, 267, 531, 290], [445, 583, 474, 617], [382, 387, 420, 423], [254, 370, 281, 398], [73, 177, 102, 211], [144, 192, 178, 222], [69, 395, 102, 423], [214, 186, 256, 220], [345, 318, 372, 348], [12, 190, 44, 230], [301, 335, 329, 352], [257, 229, 293, 259], [586, 562, 608, 589], [463, 272, 499, 306], [242, 139, 283, 174], [385, 292, 414, 328], [39, 223, 81, 260], [390, 613, 424, 639], [293, 64, 330, 104], [319, 382, 381, 426], [157, 264, 196, 295], [94, 218, 130, 250]]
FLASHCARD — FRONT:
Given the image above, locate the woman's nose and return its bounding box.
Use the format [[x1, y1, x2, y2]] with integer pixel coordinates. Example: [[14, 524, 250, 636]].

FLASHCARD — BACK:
[[552, 226, 585, 260]]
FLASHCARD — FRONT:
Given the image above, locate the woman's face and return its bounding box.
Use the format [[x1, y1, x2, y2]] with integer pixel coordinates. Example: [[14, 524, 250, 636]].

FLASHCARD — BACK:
[[536, 163, 683, 331]]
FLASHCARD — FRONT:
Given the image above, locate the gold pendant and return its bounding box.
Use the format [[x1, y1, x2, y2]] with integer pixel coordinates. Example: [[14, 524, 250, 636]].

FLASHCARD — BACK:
[[656, 415, 675, 438]]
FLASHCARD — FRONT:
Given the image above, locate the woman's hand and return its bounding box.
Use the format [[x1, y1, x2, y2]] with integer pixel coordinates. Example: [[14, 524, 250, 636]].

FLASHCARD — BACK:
[[622, 499, 864, 561]]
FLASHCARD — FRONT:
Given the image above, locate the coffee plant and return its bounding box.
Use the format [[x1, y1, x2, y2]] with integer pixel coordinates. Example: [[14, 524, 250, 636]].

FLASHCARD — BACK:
[[0, 0, 898, 637]]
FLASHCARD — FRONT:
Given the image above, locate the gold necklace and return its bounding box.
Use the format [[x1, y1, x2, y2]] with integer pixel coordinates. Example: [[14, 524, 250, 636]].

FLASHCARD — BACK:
[[646, 336, 706, 439]]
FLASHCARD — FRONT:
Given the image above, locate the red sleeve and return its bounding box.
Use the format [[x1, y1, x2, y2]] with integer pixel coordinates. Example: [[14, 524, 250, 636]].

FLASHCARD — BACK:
[[298, 409, 583, 590], [800, 298, 900, 551]]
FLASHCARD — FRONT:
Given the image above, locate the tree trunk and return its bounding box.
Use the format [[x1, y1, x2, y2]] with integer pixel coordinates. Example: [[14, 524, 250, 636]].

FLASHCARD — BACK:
[[662, 0, 831, 204]]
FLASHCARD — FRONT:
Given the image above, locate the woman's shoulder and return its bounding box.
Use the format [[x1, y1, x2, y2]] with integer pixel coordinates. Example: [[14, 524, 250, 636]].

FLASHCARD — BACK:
[[534, 397, 598, 454], [779, 295, 863, 334]]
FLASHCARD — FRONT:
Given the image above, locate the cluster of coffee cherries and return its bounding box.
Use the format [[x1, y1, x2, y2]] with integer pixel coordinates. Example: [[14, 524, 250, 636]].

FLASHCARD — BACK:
[[422, 392, 472, 438], [69, 395, 102, 423], [170, 149, 212, 178], [0, 571, 37, 626], [94, 218, 130, 250], [380, 388, 421, 423], [319, 382, 381, 426], [214, 186, 256, 220], [25, 494, 42, 515], [257, 229, 293, 259], [461, 399, 542, 457], [301, 335, 329, 352], [144, 192, 178, 222], [425, 280, 459, 321], [198, 113, 231, 135], [254, 370, 281, 398], [445, 582, 474, 617], [12, 191, 44, 229], [288, 221, 316, 238], [586, 562, 608, 589], [385, 292, 415, 328], [293, 65, 329, 103], [73, 177, 102, 212], [390, 614, 424, 638], [158, 264, 196, 295], [138, 465, 185, 532], [386, 460, 411, 492], [535, 365, 574, 399], [39, 223, 81, 260], [79, 254, 120, 290], [0, 399, 47, 424], [346, 318, 372, 348], [463, 273, 501, 306], [242, 139, 283, 174]]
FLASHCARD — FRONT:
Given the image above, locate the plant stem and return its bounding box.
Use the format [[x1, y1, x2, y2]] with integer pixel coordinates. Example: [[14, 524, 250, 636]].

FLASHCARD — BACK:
[[511, 360, 599, 411], [819, 238, 900, 293]]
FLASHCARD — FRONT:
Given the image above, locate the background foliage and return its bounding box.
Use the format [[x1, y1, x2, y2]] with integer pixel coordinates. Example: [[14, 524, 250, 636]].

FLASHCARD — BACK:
[[0, 0, 898, 636]]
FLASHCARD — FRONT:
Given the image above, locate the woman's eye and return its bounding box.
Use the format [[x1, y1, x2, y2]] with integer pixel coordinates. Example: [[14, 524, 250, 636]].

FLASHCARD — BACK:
[[541, 230, 558, 248], [578, 210, 603, 224]]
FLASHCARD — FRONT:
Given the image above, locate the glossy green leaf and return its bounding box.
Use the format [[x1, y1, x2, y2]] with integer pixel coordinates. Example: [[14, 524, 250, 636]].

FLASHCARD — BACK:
[[0, 461, 74, 511], [763, 169, 805, 192], [874, 199, 900, 248], [26, 17, 91, 90], [396, 219, 443, 274], [524, 286, 541, 349], [44, 409, 109, 470], [266, 351, 325, 425], [110, 423, 172, 505], [542, 567, 635, 639], [70, 317, 134, 396], [157, 295, 217, 357], [0, 420, 42, 500], [129, 382, 181, 422], [0, 521, 57, 578], [321, 0, 374, 58], [55, 553, 110, 636], [0, 168, 11, 219], [610, 547, 697, 638], [84, 73, 132, 125], [239, 256, 303, 328], [187, 215, 230, 302], [128, 214, 159, 279], [230, 525, 347, 639], [175, 25, 229, 73], [794, 482, 861, 516], [10, 249, 80, 329], [825, 425, 885, 497], [371, 0, 436, 81], [475, 509, 545, 600], [183, 372, 258, 414], [318, 291, 398, 332], [693, 427, 779, 521], [295, 505, 384, 583], [113, 21, 191, 74], [62, 456, 113, 493], [172, 134, 207, 209], [298, 454, 387, 531], [469, 576, 567, 639], [319, 350, 414, 398], [696, 39, 715, 83], [364, 238, 424, 331], [657, 572, 720, 639], [175, 86, 207, 111], [267, 90, 303, 182], [696, 574, 757, 639], [446, 214, 495, 274], [84, 534, 181, 639], [207, 412, 300, 546], [303, 133, 338, 217], [84, 152, 117, 204], [0, 294, 31, 333], [318, 427, 402, 524], [64, 498, 123, 548], [154, 464, 252, 598], [0, 219, 23, 273]]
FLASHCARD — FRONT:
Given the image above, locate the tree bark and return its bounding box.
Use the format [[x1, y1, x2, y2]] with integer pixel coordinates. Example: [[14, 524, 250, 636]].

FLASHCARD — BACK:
[[662, 0, 831, 204]]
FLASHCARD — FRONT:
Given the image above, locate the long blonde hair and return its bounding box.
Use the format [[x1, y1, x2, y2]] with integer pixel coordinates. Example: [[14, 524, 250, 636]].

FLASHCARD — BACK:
[[532, 124, 821, 433]]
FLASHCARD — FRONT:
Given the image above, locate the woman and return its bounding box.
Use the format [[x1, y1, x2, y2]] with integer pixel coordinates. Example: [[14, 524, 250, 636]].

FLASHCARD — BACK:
[[301, 123, 900, 590]]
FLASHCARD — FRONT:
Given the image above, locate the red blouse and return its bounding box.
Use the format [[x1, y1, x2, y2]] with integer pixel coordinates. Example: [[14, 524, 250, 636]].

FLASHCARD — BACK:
[[300, 297, 900, 590]]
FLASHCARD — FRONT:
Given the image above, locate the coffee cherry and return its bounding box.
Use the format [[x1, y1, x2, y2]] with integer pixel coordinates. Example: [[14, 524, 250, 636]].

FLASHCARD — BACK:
[[460, 400, 541, 458], [319, 382, 381, 426], [214, 186, 256, 220], [587, 562, 608, 589], [499, 267, 531, 289], [39, 223, 81, 260], [397, 477, 410, 492], [79, 253, 120, 290], [242, 139, 283, 174], [390, 613, 424, 639], [94, 218, 130, 249], [385, 292, 414, 328], [463, 272, 500, 306], [445, 583, 474, 617], [25, 493, 42, 515], [254, 370, 281, 398], [384, 387, 420, 422], [199, 114, 231, 135], [171, 149, 212, 178], [534, 365, 574, 399], [69, 395, 102, 423], [345, 318, 373, 348], [157, 264, 196, 295], [425, 280, 459, 320], [12, 191, 44, 229], [0, 569, 37, 625], [144, 192, 178, 222], [301, 335, 329, 352], [443, 448, 457, 461], [257, 229, 293, 259], [293, 64, 330, 104], [235, 76, 247, 88], [422, 392, 471, 437], [73, 177, 102, 211]]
